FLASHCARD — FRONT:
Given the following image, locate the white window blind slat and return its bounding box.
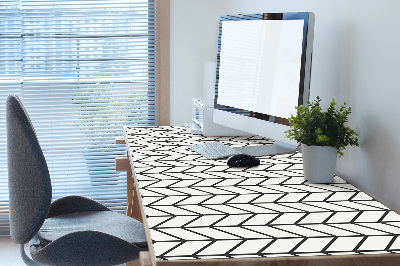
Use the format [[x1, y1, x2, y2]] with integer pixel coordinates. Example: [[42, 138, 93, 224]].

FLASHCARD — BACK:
[[0, 0, 159, 236]]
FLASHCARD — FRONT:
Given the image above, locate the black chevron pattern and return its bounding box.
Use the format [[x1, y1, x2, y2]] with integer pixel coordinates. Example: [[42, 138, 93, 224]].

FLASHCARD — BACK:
[[125, 126, 400, 260]]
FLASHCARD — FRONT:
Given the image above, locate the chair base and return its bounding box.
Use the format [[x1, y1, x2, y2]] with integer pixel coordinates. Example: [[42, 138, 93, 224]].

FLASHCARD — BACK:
[[20, 244, 45, 266]]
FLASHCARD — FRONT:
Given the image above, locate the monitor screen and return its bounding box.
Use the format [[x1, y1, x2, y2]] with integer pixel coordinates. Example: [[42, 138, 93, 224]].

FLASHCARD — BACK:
[[217, 19, 304, 119], [213, 13, 314, 156]]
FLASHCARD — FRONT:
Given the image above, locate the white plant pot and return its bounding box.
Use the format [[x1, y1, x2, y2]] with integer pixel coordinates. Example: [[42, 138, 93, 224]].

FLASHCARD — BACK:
[[301, 144, 338, 183]]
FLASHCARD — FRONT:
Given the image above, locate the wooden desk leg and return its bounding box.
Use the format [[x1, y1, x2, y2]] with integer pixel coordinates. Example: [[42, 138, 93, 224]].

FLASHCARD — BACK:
[[116, 137, 134, 216], [115, 156, 132, 216], [116, 138, 148, 266], [127, 168, 134, 217], [128, 169, 143, 223], [115, 155, 143, 222], [139, 252, 152, 266]]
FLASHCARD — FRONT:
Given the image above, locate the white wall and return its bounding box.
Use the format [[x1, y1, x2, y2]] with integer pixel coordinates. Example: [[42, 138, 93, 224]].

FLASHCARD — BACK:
[[170, 0, 400, 212], [170, 0, 227, 125]]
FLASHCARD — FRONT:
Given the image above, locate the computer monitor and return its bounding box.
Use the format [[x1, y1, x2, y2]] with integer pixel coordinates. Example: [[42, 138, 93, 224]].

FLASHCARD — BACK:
[[213, 12, 315, 156]]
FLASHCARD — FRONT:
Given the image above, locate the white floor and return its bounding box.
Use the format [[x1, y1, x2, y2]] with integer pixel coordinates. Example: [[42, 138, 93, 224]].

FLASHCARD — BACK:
[[0, 237, 26, 266], [0, 237, 130, 266]]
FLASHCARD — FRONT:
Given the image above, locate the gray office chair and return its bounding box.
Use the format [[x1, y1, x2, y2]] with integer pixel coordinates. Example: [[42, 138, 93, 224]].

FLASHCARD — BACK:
[[6, 94, 148, 265]]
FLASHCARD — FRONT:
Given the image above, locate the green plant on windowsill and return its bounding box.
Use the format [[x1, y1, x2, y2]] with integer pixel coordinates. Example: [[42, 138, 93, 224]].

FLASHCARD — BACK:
[[285, 96, 359, 157]]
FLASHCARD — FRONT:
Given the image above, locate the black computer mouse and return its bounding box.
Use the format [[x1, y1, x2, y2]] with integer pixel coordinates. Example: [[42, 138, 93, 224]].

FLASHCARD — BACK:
[[227, 154, 260, 167]]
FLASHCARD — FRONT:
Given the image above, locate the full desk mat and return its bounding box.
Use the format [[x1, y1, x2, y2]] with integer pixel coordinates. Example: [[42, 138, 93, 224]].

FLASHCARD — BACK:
[[124, 126, 400, 261]]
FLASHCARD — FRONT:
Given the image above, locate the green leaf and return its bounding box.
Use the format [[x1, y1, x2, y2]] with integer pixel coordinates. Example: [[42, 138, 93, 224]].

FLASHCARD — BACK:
[[285, 97, 359, 157]]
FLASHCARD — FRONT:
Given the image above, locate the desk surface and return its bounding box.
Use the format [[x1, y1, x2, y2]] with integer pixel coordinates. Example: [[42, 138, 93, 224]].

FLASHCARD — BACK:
[[124, 126, 400, 264]]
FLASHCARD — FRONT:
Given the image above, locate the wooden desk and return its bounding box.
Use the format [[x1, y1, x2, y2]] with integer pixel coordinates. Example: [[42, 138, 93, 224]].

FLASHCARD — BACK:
[[120, 126, 400, 266]]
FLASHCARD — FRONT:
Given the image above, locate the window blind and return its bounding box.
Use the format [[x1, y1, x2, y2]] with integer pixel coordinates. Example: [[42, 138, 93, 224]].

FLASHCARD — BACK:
[[0, 0, 159, 236]]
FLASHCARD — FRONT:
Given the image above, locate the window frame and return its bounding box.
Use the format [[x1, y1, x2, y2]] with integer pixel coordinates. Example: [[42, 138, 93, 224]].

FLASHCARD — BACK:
[[156, 0, 170, 126]]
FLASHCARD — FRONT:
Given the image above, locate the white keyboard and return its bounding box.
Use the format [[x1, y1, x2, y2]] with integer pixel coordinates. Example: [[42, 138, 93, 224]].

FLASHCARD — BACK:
[[189, 142, 242, 159]]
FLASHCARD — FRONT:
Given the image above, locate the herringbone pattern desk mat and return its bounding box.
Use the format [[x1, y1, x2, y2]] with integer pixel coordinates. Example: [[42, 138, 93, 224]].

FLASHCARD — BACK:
[[125, 126, 400, 260]]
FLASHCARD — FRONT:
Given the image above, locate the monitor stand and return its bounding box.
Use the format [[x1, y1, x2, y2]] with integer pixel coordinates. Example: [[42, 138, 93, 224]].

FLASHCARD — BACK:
[[233, 141, 298, 157]]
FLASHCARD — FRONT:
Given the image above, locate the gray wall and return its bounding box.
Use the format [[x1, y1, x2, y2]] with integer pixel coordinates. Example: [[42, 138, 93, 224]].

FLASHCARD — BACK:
[[170, 0, 400, 212]]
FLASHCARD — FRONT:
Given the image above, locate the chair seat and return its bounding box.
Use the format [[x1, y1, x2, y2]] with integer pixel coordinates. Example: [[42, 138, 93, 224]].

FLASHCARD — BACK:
[[37, 211, 147, 248]]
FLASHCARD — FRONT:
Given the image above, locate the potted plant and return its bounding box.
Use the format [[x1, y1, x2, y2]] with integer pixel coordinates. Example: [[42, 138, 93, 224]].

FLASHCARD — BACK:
[[285, 96, 359, 183], [72, 84, 132, 186]]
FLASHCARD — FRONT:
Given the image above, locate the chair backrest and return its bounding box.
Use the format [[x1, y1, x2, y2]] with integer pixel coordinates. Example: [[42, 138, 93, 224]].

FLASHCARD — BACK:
[[7, 94, 52, 244]]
